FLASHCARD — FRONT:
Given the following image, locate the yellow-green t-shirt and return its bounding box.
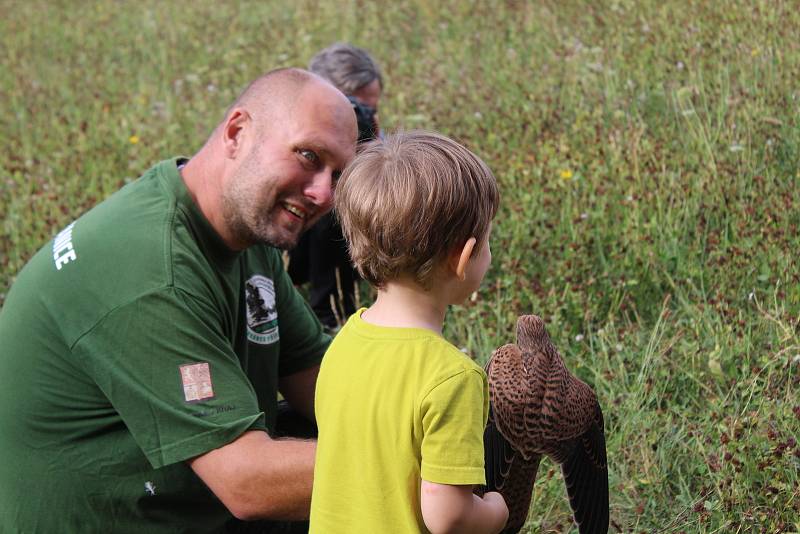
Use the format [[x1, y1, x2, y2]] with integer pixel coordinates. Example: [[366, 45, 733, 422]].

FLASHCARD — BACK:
[[310, 309, 489, 533]]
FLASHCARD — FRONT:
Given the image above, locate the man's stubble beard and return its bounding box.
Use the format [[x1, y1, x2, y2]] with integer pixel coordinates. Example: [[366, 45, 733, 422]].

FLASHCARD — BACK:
[[221, 158, 303, 251]]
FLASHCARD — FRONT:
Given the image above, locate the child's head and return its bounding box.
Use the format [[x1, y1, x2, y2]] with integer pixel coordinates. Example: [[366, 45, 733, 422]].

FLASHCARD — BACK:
[[335, 130, 499, 289]]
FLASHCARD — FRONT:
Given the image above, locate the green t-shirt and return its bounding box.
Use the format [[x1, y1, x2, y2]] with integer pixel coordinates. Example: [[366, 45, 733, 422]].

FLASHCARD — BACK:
[[0, 158, 329, 533], [309, 309, 489, 534]]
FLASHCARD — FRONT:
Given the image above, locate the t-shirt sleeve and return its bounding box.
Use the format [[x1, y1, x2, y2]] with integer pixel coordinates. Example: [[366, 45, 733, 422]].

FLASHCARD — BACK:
[[269, 250, 331, 377], [419, 368, 489, 485], [72, 287, 265, 469]]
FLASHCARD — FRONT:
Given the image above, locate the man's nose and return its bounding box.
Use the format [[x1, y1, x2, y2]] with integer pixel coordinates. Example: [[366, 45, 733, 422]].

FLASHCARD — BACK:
[[304, 170, 334, 209]]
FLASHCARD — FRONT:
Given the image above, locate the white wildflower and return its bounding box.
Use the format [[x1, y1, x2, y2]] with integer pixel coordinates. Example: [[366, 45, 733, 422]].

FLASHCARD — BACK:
[[587, 62, 604, 73]]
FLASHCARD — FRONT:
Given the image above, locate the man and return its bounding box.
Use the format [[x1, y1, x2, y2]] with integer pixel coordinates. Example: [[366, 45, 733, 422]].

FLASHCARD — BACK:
[[0, 68, 356, 533], [288, 43, 383, 331]]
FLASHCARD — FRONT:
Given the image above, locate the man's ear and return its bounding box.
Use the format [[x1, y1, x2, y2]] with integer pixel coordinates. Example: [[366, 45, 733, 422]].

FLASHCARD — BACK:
[[450, 237, 477, 282], [222, 109, 250, 159]]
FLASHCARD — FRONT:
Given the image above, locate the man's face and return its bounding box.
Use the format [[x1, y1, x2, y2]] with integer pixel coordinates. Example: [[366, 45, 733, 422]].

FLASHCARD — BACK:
[[222, 82, 357, 250], [351, 78, 382, 133], [351, 78, 381, 111]]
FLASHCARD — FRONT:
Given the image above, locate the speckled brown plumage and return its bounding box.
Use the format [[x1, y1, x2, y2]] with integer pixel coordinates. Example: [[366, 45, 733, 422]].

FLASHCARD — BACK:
[[477, 315, 609, 534]]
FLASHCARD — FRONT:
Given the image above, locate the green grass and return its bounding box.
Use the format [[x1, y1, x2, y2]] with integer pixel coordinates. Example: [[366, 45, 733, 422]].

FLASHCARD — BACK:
[[2, 0, 799, 531]]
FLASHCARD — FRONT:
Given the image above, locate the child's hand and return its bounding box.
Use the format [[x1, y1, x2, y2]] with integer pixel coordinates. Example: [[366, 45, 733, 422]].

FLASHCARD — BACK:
[[480, 491, 509, 533], [420, 481, 509, 533]]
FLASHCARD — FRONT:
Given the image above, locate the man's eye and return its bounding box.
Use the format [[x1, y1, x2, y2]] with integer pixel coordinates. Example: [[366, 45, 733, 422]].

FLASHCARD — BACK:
[[299, 149, 319, 165]]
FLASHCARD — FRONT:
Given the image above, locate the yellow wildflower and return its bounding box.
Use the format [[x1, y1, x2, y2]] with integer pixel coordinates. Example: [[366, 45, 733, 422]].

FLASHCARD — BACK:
[[560, 169, 573, 180], [129, 135, 139, 144]]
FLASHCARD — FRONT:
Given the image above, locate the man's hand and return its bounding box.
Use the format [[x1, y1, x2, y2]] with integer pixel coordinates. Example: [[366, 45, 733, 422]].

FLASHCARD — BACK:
[[189, 430, 316, 521], [279, 365, 320, 423]]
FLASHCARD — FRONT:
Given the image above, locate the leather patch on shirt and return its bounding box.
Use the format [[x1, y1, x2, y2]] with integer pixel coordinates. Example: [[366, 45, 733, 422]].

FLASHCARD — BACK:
[[179, 362, 215, 403]]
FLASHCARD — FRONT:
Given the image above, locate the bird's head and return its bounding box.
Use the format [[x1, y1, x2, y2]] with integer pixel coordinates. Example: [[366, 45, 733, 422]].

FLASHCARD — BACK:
[[515, 314, 550, 352]]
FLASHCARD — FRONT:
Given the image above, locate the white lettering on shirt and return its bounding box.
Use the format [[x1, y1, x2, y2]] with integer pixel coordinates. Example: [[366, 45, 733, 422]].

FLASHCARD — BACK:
[[53, 222, 77, 270]]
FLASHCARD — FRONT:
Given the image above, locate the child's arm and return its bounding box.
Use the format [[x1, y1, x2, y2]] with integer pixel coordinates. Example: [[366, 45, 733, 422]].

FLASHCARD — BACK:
[[420, 480, 508, 534]]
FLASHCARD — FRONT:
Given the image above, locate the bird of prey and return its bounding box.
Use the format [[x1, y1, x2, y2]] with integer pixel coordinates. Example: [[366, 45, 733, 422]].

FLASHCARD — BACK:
[[477, 315, 609, 534]]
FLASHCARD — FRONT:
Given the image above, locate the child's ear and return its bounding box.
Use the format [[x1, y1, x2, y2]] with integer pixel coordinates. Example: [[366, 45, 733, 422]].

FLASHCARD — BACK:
[[450, 237, 477, 281]]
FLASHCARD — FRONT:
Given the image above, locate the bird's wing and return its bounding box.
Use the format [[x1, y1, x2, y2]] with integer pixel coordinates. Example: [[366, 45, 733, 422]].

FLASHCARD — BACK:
[[557, 402, 609, 534], [519, 315, 596, 441], [486, 343, 531, 454], [514, 315, 609, 533], [482, 402, 541, 534]]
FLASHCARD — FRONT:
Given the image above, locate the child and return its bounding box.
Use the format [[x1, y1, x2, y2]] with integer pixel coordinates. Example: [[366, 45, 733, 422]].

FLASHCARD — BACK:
[[309, 131, 509, 533]]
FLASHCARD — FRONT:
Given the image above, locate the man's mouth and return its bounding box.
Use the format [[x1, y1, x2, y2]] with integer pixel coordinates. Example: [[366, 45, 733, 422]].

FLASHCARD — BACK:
[[282, 202, 308, 220]]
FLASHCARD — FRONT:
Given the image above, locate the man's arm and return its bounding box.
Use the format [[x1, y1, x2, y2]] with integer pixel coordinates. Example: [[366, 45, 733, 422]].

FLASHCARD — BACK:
[[278, 364, 320, 423], [189, 430, 316, 521], [420, 480, 508, 534]]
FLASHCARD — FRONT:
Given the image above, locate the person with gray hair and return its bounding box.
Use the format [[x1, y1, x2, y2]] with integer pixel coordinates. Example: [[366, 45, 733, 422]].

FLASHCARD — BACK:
[[309, 42, 382, 116], [288, 42, 384, 332]]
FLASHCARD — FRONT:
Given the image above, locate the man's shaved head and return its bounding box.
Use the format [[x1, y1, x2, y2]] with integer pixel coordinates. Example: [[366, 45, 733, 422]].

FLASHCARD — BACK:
[[198, 67, 358, 250], [182, 66, 357, 251], [226, 68, 352, 136], [231, 68, 311, 122]]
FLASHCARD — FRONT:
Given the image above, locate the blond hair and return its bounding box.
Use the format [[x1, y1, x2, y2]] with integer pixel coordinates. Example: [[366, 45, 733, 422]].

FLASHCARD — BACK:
[[335, 130, 499, 289]]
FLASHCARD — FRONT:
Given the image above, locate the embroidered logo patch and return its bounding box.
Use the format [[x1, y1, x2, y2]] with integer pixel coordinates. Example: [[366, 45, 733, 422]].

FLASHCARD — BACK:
[[179, 362, 214, 403], [244, 274, 279, 345]]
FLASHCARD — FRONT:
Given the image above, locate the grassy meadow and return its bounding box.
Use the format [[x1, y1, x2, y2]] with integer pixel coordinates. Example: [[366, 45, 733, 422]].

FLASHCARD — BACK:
[[2, 0, 799, 532]]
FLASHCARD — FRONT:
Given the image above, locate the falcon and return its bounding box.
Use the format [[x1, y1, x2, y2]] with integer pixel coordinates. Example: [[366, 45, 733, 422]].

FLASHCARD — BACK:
[[478, 315, 609, 533]]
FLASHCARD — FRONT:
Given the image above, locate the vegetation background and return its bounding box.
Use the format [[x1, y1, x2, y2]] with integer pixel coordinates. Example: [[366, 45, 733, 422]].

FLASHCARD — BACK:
[[1, 0, 798, 531]]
